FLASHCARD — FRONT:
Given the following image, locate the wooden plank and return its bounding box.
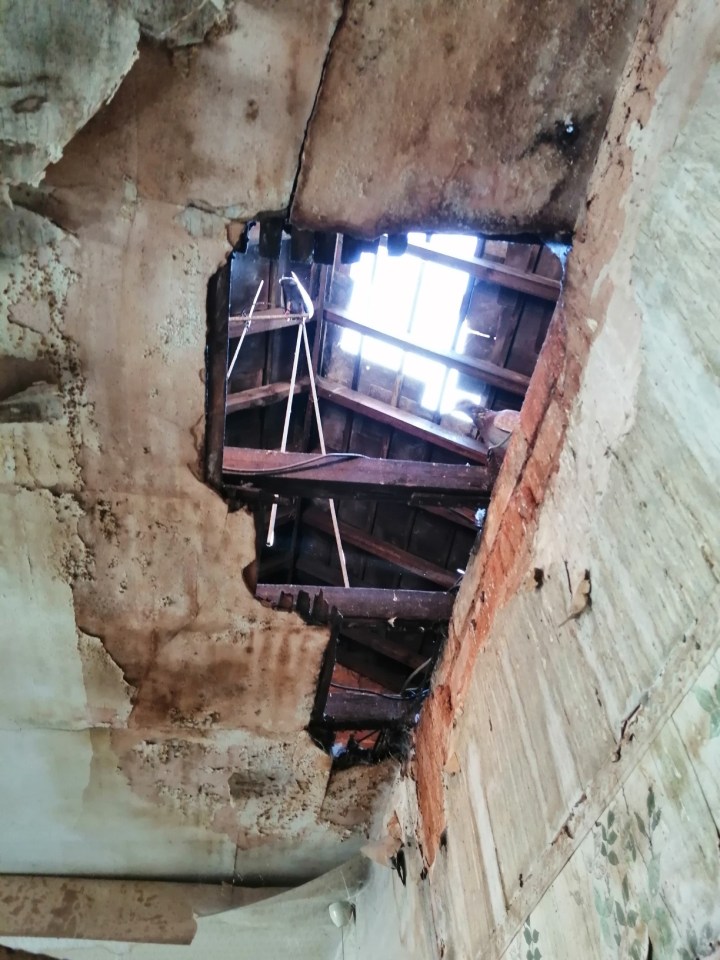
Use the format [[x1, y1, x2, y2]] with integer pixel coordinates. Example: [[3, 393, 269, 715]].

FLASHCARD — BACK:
[[323, 688, 416, 728], [228, 310, 315, 338], [255, 583, 454, 619], [310, 616, 340, 726], [403, 241, 561, 302], [222, 448, 493, 502], [302, 506, 458, 588], [205, 262, 230, 489], [422, 504, 483, 531], [316, 377, 489, 464], [226, 378, 309, 414], [325, 307, 530, 396]]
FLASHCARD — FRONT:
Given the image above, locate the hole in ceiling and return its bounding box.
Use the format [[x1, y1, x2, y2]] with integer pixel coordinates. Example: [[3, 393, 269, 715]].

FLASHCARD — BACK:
[[205, 218, 568, 765]]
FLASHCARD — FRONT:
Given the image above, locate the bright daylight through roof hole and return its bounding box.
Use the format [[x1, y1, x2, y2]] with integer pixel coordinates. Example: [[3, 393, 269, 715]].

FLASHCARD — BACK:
[[206, 222, 565, 763]]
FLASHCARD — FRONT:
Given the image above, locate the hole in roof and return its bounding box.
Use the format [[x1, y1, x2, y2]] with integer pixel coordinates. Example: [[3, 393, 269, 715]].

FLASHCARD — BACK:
[[338, 233, 486, 414], [205, 222, 567, 765]]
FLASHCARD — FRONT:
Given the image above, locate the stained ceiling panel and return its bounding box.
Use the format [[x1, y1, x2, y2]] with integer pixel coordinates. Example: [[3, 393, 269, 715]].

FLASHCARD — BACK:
[[292, 0, 645, 238]]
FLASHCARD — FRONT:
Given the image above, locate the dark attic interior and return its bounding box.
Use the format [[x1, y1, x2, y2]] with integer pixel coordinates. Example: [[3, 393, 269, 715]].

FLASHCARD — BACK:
[[206, 222, 564, 758]]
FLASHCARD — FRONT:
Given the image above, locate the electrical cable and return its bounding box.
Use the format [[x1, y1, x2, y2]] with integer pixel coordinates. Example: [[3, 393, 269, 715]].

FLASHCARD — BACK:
[[329, 681, 419, 702], [227, 280, 263, 381], [399, 657, 433, 694], [227, 451, 368, 477]]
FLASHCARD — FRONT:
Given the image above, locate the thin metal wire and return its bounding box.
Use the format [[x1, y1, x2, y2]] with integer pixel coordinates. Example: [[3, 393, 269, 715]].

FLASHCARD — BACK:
[[329, 681, 413, 702], [399, 657, 433, 694], [266, 322, 304, 547], [301, 319, 350, 588], [227, 280, 263, 381]]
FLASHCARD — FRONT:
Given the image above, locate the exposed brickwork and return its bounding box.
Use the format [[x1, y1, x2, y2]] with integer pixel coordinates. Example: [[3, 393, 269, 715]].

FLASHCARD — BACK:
[[414, 304, 575, 865], [413, 0, 677, 868]]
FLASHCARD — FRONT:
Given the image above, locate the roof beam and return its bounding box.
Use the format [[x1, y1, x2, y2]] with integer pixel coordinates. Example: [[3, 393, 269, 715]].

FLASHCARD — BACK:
[[226, 378, 309, 414], [325, 308, 530, 396], [255, 583, 454, 619], [316, 377, 488, 464], [223, 448, 492, 503], [228, 310, 316, 338], [322, 688, 417, 728], [403, 241, 561, 302], [303, 506, 458, 588]]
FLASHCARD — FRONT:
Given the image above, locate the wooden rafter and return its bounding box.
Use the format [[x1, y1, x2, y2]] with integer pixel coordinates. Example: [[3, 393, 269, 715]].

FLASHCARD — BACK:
[[226, 378, 309, 414], [325, 307, 530, 396], [302, 506, 458, 588], [222, 448, 492, 503], [322, 689, 415, 728], [310, 615, 340, 726], [228, 311, 316, 338], [205, 262, 230, 489], [255, 583, 454, 619], [422, 504, 483, 531], [316, 377, 488, 464], [402, 241, 561, 302]]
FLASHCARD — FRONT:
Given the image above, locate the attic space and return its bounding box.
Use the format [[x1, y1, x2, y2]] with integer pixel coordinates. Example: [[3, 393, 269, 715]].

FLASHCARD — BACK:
[[205, 221, 564, 756]]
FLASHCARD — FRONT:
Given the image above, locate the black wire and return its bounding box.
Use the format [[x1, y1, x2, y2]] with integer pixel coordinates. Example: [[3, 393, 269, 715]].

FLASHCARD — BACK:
[[329, 681, 416, 702], [228, 452, 368, 476], [353, 730, 380, 745]]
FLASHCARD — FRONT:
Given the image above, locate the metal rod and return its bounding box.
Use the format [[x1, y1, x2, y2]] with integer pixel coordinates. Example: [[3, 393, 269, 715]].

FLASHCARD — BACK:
[[266, 321, 304, 547], [301, 320, 350, 588], [227, 280, 263, 381]]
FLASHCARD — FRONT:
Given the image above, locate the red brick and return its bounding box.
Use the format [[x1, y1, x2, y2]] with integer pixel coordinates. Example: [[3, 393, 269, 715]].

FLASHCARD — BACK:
[[520, 313, 566, 442]]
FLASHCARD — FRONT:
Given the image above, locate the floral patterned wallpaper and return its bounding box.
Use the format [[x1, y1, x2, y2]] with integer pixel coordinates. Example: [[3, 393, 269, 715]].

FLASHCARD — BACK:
[[506, 653, 720, 960]]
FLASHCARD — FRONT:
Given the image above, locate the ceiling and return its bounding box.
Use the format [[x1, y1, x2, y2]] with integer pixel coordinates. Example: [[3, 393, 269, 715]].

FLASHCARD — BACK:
[[0, 1, 646, 950]]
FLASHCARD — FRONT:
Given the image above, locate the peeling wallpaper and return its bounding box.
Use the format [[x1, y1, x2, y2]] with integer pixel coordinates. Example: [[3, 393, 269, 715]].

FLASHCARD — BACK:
[[504, 655, 720, 960]]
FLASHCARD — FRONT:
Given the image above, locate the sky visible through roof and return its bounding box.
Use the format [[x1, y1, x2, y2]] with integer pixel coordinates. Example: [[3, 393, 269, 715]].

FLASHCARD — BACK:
[[340, 233, 488, 414]]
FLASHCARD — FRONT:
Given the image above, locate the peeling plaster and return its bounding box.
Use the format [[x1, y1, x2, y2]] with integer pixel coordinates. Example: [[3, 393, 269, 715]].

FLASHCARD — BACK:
[[0, 0, 383, 886]]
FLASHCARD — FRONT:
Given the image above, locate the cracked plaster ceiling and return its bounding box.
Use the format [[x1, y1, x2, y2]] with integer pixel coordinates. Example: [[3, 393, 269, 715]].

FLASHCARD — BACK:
[[0, 0, 644, 900]]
